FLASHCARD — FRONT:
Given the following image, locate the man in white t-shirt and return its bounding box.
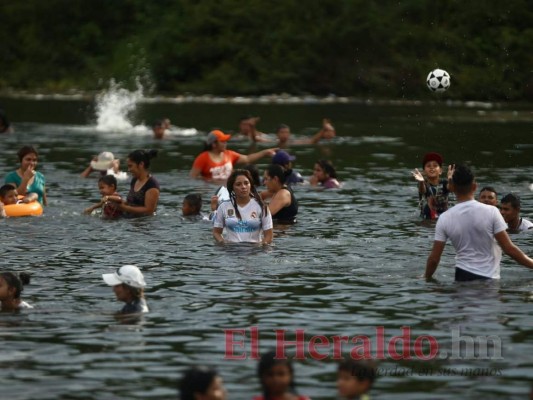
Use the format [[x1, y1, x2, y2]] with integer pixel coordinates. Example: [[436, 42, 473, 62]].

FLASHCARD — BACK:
[[499, 193, 533, 233], [425, 164, 533, 281]]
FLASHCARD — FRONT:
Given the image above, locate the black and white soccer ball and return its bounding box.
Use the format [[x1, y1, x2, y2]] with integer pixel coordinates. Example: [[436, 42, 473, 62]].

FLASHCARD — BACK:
[[426, 69, 450, 92]]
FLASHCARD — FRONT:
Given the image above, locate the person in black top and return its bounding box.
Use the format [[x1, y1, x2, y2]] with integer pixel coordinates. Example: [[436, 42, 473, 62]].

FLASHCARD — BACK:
[[102, 265, 149, 314], [261, 164, 298, 224]]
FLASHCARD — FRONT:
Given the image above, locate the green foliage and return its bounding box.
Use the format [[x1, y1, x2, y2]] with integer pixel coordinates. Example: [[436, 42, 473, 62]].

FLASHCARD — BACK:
[[0, 0, 531, 100]]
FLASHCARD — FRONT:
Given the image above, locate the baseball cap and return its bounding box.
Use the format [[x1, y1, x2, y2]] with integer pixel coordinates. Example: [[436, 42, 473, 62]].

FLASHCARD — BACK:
[[91, 151, 115, 171], [272, 150, 296, 166], [206, 130, 231, 145], [422, 152, 443, 167], [102, 265, 146, 288]]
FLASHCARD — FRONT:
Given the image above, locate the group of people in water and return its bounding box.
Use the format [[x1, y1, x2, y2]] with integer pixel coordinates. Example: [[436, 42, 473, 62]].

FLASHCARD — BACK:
[[411, 151, 533, 281], [178, 353, 375, 400]]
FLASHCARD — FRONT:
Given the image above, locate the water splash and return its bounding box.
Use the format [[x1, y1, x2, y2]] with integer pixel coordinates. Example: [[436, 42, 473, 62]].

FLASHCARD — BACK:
[[95, 79, 144, 132]]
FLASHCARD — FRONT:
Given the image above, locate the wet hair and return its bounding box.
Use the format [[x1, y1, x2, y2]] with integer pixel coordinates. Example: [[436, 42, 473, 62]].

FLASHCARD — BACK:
[[276, 124, 290, 133], [479, 186, 497, 196], [184, 194, 202, 214], [98, 175, 118, 189], [128, 149, 158, 169], [0, 183, 16, 198], [179, 366, 219, 400], [0, 272, 30, 299], [257, 351, 297, 398], [338, 359, 377, 385], [122, 283, 144, 300], [501, 193, 521, 209], [226, 169, 266, 221], [316, 159, 337, 179], [243, 164, 261, 186], [265, 164, 288, 185], [17, 145, 38, 162], [451, 164, 474, 195]]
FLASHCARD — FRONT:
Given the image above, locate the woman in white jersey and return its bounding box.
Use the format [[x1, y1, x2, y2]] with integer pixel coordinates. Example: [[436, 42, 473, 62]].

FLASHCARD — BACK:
[[213, 169, 273, 244]]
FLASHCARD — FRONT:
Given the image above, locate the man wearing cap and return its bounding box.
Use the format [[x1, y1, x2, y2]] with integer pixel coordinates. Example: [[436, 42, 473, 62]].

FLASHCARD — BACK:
[[411, 152, 453, 220], [271, 150, 304, 185], [499, 193, 533, 232], [425, 164, 533, 281], [190, 130, 277, 181]]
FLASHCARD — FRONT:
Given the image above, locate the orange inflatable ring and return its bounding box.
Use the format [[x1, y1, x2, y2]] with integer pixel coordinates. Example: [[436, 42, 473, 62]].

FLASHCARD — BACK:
[[4, 201, 43, 217]]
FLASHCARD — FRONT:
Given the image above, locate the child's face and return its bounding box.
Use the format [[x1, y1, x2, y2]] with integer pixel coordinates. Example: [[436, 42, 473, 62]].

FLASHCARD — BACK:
[[113, 284, 134, 303], [196, 376, 227, 400], [313, 163, 328, 183], [98, 182, 116, 196], [337, 370, 369, 398], [182, 201, 197, 216], [423, 161, 442, 180], [1, 189, 18, 205], [0, 277, 15, 301], [262, 364, 293, 396]]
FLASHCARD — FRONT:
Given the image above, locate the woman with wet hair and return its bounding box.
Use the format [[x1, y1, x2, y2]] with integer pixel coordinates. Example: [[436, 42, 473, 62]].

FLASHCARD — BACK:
[[310, 159, 341, 189], [213, 169, 273, 244]]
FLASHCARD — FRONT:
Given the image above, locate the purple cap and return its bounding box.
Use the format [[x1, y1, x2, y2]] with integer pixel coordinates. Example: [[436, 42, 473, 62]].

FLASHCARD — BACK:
[[272, 150, 296, 165]]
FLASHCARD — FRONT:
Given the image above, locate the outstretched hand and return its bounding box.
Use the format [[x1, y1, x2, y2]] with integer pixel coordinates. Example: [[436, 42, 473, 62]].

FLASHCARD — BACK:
[[447, 164, 455, 181], [411, 168, 425, 182]]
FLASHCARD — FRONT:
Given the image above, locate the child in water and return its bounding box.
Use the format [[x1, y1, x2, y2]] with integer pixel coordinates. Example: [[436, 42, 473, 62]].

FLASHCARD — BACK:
[[253, 351, 311, 400], [0, 272, 33, 311], [179, 366, 227, 400], [102, 265, 148, 314], [411, 152, 453, 219], [0, 184, 38, 218], [84, 175, 122, 218], [182, 194, 203, 217], [337, 359, 376, 400]]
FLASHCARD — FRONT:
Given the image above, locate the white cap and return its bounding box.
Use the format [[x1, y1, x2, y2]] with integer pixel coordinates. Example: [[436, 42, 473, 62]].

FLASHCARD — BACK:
[[102, 265, 146, 288], [90, 151, 115, 171]]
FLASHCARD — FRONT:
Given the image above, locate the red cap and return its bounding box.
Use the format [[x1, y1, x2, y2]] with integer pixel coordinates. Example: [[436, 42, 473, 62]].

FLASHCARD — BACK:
[[422, 152, 443, 167]]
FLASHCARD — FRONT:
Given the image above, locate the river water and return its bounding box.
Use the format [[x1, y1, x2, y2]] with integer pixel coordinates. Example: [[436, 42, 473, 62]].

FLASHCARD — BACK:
[[0, 90, 532, 400]]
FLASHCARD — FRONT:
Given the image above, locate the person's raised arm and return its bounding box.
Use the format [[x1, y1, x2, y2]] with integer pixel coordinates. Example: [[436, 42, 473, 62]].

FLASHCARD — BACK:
[[425, 240, 446, 279], [495, 230, 533, 268], [411, 168, 426, 194], [237, 148, 278, 165]]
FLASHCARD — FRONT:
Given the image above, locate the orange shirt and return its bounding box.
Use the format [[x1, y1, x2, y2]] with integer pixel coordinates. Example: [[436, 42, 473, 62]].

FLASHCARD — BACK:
[[192, 150, 241, 180]]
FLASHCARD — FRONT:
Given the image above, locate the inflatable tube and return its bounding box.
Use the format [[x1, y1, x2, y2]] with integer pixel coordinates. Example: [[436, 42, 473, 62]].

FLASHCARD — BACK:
[[4, 201, 43, 217]]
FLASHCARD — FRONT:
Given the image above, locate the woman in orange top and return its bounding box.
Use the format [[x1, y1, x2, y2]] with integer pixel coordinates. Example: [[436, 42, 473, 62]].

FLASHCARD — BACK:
[[190, 130, 276, 181]]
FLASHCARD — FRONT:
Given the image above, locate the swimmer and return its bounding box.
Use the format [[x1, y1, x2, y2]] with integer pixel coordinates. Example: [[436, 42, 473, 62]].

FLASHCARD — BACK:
[[253, 351, 310, 400], [0, 183, 37, 205], [262, 164, 299, 223], [499, 193, 533, 232], [179, 366, 227, 400], [411, 152, 453, 220], [271, 150, 304, 185], [84, 175, 123, 218], [182, 194, 203, 217], [337, 359, 377, 400], [0, 272, 33, 311], [152, 119, 165, 140], [81, 151, 125, 179], [102, 265, 149, 314], [310, 159, 341, 189], [478, 186, 498, 206]]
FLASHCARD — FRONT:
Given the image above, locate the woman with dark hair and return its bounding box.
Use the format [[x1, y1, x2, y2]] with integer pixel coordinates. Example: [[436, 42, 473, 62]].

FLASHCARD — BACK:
[[4, 145, 47, 205], [114, 149, 160, 217], [0, 272, 32, 311], [262, 164, 298, 223], [190, 130, 277, 181], [309, 159, 341, 189], [213, 169, 273, 244], [179, 366, 227, 400]]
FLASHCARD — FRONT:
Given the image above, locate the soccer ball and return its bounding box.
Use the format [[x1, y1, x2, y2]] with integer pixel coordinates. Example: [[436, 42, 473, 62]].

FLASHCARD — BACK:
[[426, 69, 450, 92]]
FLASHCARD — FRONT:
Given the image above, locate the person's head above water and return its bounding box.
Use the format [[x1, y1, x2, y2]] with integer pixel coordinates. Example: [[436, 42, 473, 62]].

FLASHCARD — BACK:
[[450, 163, 475, 196], [0, 183, 18, 205], [179, 366, 227, 400], [182, 194, 202, 216], [478, 186, 498, 206]]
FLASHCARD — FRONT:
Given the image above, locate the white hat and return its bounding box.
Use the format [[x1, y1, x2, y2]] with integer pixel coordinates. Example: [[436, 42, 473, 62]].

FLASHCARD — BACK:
[[102, 265, 146, 288], [90, 151, 115, 171]]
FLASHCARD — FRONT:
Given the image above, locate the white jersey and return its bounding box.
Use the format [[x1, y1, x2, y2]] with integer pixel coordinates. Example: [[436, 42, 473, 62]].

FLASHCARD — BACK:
[[214, 198, 273, 243], [518, 217, 533, 232], [435, 200, 508, 279]]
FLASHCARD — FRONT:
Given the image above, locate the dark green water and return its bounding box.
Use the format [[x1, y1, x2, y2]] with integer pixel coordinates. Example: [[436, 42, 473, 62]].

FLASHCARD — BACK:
[[0, 94, 532, 399]]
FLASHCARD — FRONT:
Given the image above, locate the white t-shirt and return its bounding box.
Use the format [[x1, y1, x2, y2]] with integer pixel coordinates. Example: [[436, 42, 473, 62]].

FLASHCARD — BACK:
[[213, 199, 273, 243], [435, 200, 508, 279], [518, 218, 533, 232]]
